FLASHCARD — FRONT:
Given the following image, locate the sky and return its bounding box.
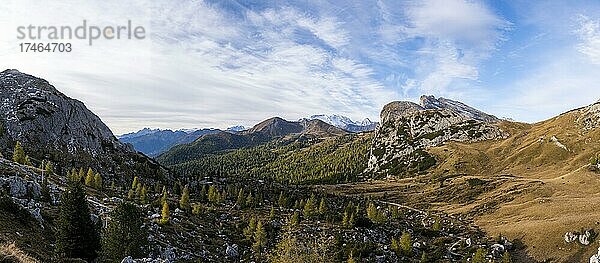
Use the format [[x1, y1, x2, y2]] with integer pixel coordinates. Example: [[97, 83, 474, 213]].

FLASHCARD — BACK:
[[0, 0, 599, 134]]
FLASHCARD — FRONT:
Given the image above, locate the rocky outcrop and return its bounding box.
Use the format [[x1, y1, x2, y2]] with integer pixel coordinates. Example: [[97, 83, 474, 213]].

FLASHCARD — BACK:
[[564, 230, 595, 246], [367, 98, 507, 176], [577, 102, 600, 130], [0, 69, 165, 182], [420, 95, 500, 123]]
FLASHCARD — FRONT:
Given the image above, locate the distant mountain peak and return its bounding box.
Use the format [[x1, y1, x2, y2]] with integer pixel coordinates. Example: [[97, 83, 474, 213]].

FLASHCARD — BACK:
[[226, 125, 246, 132], [304, 114, 377, 132]]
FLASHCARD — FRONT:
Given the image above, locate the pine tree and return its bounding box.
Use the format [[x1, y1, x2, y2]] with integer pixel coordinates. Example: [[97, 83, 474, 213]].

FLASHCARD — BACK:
[[236, 188, 245, 209], [502, 251, 512, 263], [140, 185, 148, 204], [277, 191, 287, 208], [200, 185, 207, 202], [12, 141, 26, 164], [420, 252, 428, 263], [269, 206, 276, 221], [318, 197, 326, 215], [432, 217, 441, 232], [347, 252, 357, 263], [78, 168, 85, 181], [472, 248, 486, 263], [85, 168, 94, 186], [44, 161, 54, 175], [24, 156, 32, 166], [245, 192, 254, 208], [253, 220, 267, 254], [55, 178, 100, 261], [160, 201, 170, 224], [290, 211, 300, 228], [303, 194, 317, 218], [400, 232, 412, 256], [102, 202, 148, 261], [131, 176, 139, 190], [161, 186, 168, 205], [127, 189, 135, 200], [93, 173, 102, 190], [244, 217, 257, 240], [180, 185, 190, 211], [85, 171, 94, 187]]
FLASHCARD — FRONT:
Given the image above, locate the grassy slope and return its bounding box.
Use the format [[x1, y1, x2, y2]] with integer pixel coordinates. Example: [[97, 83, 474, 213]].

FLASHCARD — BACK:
[[427, 109, 600, 262], [324, 107, 600, 262]]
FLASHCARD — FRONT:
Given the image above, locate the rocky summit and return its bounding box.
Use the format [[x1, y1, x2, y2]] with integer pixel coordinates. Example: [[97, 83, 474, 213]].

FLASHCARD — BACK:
[[367, 97, 507, 175], [0, 69, 164, 182]]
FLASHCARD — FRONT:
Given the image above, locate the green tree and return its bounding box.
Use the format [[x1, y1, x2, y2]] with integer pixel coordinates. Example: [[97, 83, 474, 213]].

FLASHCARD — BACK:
[[399, 232, 412, 256], [93, 173, 102, 190], [303, 194, 317, 218], [85, 168, 94, 187], [236, 188, 245, 209], [253, 220, 267, 253], [12, 141, 26, 164], [245, 192, 254, 208], [140, 185, 148, 204], [131, 176, 139, 190], [472, 248, 486, 263], [502, 251, 512, 263], [179, 185, 190, 211], [159, 201, 170, 224], [432, 217, 441, 232], [347, 252, 357, 263], [244, 217, 257, 240], [24, 156, 32, 166], [102, 202, 148, 261], [277, 191, 287, 208], [318, 197, 326, 215], [289, 211, 300, 228], [420, 251, 428, 263], [160, 186, 168, 205], [55, 178, 100, 261], [269, 206, 276, 221], [44, 161, 54, 175]]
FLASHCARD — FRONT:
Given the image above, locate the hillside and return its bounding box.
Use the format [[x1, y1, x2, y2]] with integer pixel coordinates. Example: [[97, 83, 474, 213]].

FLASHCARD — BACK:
[[324, 100, 600, 262], [157, 117, 347, 166], [0, 70, 166, 183]]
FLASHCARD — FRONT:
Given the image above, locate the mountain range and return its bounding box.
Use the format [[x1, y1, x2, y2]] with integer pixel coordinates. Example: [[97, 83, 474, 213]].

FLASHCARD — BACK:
[[119, 115, 376, 157], [2, 70, 600, 262]]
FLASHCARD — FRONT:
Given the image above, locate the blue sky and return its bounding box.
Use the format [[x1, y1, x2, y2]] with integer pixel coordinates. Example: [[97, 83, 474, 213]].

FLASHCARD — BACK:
[[1, 0, 599, 134]]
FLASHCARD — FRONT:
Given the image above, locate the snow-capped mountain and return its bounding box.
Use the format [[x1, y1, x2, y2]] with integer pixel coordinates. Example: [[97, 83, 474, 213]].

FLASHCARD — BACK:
[[303, 114, 378, 132], [226, 125, 247, 132]]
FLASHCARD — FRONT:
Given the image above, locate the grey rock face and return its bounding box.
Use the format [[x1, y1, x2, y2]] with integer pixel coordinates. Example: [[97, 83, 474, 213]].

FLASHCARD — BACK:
[[0, 175, 41, 199], [420, 95, 500, 123], [0, 70, 165, 182], [577, 102, 600, 130], [0, 69, 123, 155], [367, 99, 507, 176], [225, 243, 239, 258]]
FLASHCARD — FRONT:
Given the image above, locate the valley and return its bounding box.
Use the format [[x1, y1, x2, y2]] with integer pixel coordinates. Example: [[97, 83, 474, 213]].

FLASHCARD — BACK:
[[0, 69, 598, 262]]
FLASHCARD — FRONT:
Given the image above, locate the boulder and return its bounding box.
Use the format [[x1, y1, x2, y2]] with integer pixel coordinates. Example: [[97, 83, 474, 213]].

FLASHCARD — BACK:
[[226, 244, 239, 258]]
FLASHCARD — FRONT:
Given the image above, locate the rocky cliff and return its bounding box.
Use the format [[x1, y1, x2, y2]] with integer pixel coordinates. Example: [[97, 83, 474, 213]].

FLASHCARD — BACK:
[[0, 69, 165, 182], [367, 98, 507, 176]]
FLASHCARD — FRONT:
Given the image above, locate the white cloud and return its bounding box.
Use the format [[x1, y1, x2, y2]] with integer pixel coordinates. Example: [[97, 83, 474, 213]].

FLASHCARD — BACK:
[[575, 15, 600, 64], [389, 0, 510, 97], [0, 0, 393, 134]]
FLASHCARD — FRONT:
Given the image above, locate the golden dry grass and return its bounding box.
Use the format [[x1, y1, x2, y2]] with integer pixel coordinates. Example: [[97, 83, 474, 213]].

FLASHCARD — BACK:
[[0, 242, 39, 263], [325, 106, 600, 262]]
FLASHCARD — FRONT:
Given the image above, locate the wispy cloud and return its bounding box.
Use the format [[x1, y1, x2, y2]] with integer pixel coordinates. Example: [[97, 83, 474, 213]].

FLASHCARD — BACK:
[[575, 15, 600, 64]]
